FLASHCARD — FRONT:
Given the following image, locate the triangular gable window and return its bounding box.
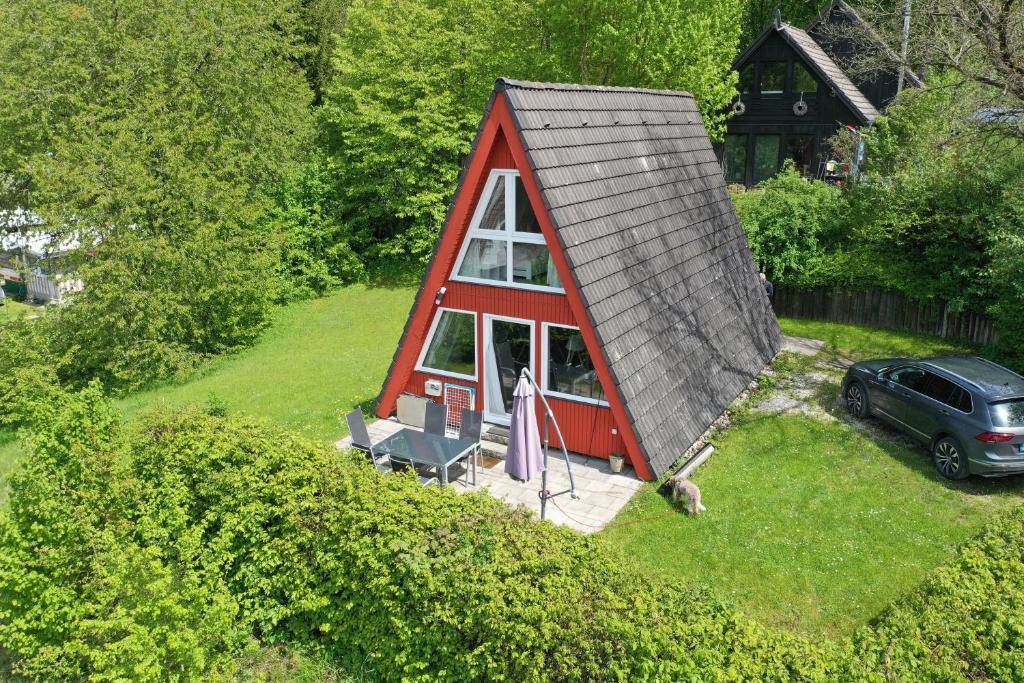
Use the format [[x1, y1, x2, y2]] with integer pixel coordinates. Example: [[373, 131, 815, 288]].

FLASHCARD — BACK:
[[454, 170, 563, 291]]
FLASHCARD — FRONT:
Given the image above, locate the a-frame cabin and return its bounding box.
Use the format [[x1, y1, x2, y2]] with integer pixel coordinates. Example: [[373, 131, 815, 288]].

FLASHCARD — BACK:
[[376, 79, 781, 481]]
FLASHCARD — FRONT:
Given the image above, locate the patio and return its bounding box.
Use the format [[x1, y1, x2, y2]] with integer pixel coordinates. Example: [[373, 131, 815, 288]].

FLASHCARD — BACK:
[[337, 417, 644, 534]]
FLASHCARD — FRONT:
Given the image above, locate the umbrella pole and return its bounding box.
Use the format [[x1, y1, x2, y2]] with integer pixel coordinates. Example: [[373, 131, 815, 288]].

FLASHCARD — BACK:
[[541, 416, 549, 520], [519, 368, 577, 522]]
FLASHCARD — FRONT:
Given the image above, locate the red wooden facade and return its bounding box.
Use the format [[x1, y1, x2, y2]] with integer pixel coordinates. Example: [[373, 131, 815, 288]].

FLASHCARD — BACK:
[[376, 94, 655, 481]]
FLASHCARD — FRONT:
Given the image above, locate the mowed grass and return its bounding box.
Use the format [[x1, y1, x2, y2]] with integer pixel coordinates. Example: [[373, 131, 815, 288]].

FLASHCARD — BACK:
[[0, 284, 416, 505], [604, 319, 1021, 636], [0, 300, 34, 322], [119, 284, 415, 440], [603, 413, 1024, 637], [778, 316, 974, 361]]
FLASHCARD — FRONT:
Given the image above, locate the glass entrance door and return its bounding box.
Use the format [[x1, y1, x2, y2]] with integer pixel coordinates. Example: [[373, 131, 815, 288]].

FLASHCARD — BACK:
[[483, 316, 533, 424]]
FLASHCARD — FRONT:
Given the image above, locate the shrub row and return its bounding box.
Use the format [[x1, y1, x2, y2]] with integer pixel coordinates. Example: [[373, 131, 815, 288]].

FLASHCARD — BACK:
[[1, 387, 1023, 680]]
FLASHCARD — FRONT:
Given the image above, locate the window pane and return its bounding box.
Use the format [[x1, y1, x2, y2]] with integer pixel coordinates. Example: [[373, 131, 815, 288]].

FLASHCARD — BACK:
[[512, 242, 561, 288], [477, 178, 505, 230], [739, 65, 755, 93], [458, 238, 506, 281], [990, 399, 1024, 427], [793, 63, 817, 94], [753, 135, 780, 183], [422, 311, 475, 376], [760, 63, 786, 94], [724, 134, 747, 184], [891, 366, 927, 391], [546, 326, 605, 402], [922, 374, 957, 404], [784, 135, 814, 177], [514, 177, 541, 233]]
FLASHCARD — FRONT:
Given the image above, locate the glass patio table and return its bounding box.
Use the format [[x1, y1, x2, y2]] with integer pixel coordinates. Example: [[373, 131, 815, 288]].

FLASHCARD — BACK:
[[374, 428, 477, 487]]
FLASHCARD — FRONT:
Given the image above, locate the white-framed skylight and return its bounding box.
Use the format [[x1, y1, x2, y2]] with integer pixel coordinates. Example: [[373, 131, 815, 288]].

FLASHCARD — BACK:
[[451, 169, 564, 293]]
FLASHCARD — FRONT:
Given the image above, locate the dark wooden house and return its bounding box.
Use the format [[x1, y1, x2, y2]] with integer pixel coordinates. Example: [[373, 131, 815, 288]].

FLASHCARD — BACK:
[[719, 1, 922, 187], [376, 79, 781, 480]]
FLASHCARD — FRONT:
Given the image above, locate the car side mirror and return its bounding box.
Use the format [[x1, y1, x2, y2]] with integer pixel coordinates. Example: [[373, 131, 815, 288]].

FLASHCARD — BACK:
[[877, 370, 889, 381]]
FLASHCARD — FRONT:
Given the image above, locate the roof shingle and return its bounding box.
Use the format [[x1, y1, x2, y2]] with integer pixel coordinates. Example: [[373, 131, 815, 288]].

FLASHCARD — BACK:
[[500, 79, 781, 476]]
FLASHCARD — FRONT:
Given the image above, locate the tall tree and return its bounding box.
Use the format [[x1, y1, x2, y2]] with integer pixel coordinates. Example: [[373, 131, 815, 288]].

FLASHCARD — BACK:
[[322, 0, 743, 260], [321, 0, 538, 259], [740, 0, 824, 44], [533, 0, 743, 133], [0, 0, 314, 387], [819, 0, 1024, 143]]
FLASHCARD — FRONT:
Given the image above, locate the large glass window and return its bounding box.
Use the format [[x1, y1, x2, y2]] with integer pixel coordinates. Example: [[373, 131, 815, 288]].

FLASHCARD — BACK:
[[753, 135, 780, 184], [454, 170, 563, 291], [784, 135, 815, 178], [890, 366, 927, 391], [738, 65, 755, 94], [544, 324, 607, 404], [457, 239, 506, 281], [793, 63, 818, 95], [419, 309, 476, 378], [760, 63, 786, 94], [514, 177, 541, 234], [723, 134, 748, 184], [478, 179, 506, 230]]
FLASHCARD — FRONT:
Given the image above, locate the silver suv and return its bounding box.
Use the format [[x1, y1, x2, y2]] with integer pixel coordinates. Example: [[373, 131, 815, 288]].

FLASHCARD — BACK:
[[843, 356, 1024, 479]]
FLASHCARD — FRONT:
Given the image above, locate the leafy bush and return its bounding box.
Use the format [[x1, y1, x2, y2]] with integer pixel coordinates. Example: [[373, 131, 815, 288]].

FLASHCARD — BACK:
[[731, 165, 840, 284], [0, 385, 248, 681], [844, 506, 1024, 682], [271, 153, 365, 302], [4, 386, 1024, 681]]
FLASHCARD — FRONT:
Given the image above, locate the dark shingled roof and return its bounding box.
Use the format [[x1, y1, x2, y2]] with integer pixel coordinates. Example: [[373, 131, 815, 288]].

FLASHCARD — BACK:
[[733, 21, 881, 125], [499, 79, 781, 476], [778, 24, 880, 124]]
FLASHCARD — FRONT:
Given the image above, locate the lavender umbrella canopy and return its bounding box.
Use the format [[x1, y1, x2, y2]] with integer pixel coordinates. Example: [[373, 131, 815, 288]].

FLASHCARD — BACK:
[[504, 375, 545, 482]]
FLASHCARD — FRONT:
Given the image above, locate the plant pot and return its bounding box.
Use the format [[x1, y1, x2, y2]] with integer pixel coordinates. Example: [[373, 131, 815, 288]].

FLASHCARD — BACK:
[[609, 453, 625, 473]]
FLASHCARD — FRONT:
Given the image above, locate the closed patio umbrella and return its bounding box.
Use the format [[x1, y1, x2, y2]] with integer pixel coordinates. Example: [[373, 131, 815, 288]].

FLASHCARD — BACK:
[[505, 374, 545, 482]]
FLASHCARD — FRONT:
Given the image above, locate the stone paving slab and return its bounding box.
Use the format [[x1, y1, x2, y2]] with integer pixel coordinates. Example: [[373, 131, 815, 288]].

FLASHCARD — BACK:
[[782, 334, 825, 356], [338, 418, 645, 534]]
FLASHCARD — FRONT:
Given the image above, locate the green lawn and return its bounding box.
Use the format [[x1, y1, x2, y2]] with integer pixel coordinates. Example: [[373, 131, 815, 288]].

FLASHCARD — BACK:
[[0, 284, 416, 505], [118, 284, 415, 441], [604, 318, 1021, 636], [603, 413, 1024, 637], [0, 300, 34, 323], [778, 316, 973, 361]]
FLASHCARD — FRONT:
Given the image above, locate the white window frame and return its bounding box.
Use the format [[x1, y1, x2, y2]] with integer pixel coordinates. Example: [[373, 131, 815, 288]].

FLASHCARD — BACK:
[[483, 314, 536, 424], [415, 307, 478, 381], [541, 323, 610, 407], [452, 169, 564, 294]]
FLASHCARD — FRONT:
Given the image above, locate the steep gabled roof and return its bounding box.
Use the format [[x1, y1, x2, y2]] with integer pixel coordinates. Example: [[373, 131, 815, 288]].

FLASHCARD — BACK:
[[499, 79, 780, 476], [734, 21, 880, 125], [807, 0, 924, 89]]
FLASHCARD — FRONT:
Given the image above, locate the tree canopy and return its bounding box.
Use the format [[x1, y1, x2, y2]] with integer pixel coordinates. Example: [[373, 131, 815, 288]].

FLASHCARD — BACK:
[[0, 0, 314, 386]]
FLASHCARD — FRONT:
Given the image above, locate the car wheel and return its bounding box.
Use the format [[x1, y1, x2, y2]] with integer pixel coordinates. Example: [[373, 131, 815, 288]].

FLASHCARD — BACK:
[[932, 436, 970, 480], [844, 380, 869, 418]]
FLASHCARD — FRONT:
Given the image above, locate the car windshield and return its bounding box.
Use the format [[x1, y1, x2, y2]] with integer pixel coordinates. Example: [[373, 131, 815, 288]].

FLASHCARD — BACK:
[[989, 399, 1024, 428]]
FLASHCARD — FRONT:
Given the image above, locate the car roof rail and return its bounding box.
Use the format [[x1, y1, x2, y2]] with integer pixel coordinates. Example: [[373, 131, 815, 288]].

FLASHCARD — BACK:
[[919, 360, 984, 392]]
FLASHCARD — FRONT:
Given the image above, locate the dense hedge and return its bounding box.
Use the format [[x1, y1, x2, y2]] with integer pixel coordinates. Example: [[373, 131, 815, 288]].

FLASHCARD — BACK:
[[846, 505, 1024, 681], [1, 386, 1023, 680]]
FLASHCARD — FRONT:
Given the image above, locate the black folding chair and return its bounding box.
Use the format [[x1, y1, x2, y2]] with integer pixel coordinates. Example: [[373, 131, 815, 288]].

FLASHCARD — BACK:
[[345, 409, 382, 465], [456, 408, 483, 486], [424, 401, 447, 436]]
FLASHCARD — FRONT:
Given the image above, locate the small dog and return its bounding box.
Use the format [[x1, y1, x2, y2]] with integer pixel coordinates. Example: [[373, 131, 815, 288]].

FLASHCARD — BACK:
[[667, 474, 706, 516]]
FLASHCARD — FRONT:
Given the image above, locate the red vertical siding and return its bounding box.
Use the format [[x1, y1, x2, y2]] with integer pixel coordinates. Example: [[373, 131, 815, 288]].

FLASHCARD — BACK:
[[394, 130, 626, 459]]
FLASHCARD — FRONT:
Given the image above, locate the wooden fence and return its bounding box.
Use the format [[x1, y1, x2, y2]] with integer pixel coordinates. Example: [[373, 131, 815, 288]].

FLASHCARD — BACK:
[[772, 286, 999, 347]]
